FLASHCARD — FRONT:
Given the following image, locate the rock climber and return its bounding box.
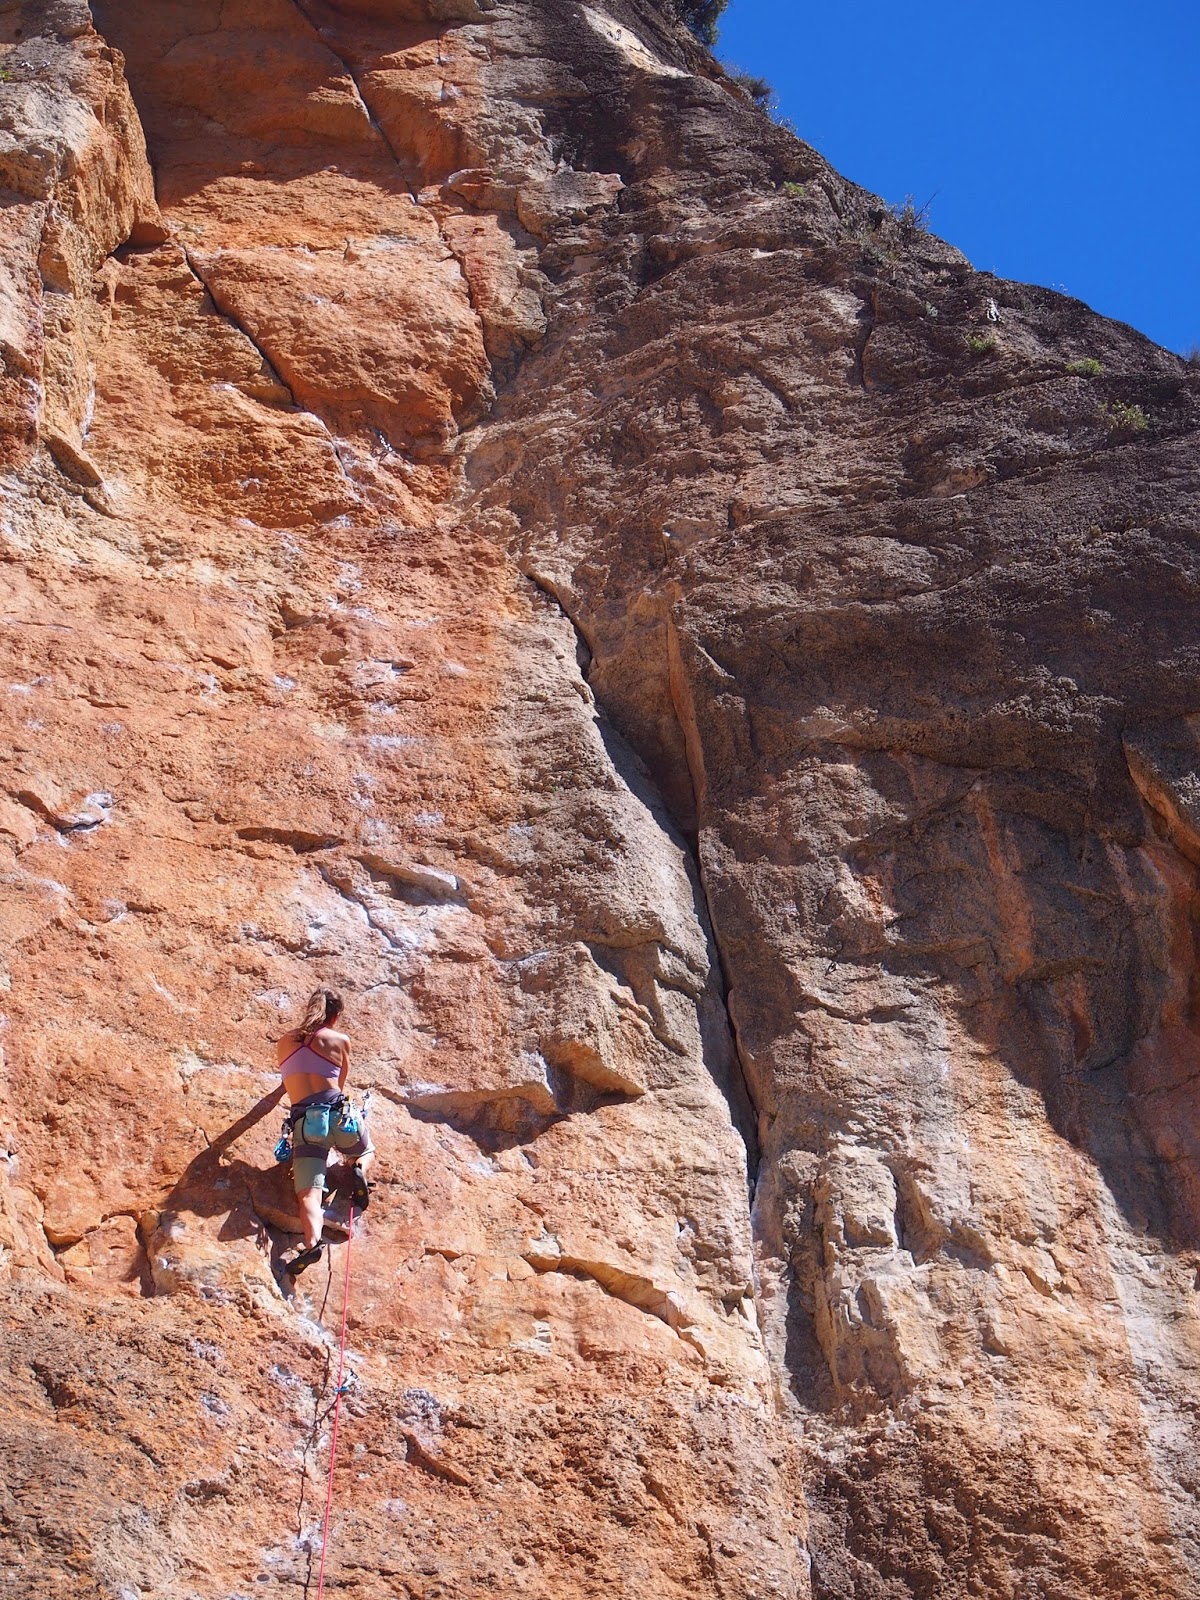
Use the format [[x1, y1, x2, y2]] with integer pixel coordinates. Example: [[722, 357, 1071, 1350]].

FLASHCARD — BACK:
[[277, 987, 372, 1276]]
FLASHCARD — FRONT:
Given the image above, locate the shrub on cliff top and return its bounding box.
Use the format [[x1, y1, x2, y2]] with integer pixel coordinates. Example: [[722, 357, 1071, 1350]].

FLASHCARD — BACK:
[[668, 0, 728, 46]]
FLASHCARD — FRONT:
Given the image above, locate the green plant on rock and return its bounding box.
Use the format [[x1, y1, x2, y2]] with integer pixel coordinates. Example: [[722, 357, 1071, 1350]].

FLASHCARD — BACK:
[[890, 193, 933, 241], [668, 0, 728, 45], [966, 332, 996, 358], [1065, 357, 1103, 377], [858, 235, 894, 268], [727, 69, 774, 110], [781, 181, 808, 198], [1101, 400, 1149, 437]]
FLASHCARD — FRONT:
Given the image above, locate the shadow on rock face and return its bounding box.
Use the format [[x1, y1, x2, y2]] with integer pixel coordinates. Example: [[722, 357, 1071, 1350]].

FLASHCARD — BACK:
[[939, 761, 1200, 1252], [403, 1060, 639, 1152], [146, 1087, 310, 1296]]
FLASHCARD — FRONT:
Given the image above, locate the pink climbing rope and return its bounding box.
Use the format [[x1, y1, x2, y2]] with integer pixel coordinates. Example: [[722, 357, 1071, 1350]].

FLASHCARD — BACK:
[[314, 1203, 354, 1600]]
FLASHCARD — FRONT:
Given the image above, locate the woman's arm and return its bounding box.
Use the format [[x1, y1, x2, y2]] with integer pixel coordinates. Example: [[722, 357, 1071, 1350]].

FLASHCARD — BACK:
[[338, 1038, 351, 1091]]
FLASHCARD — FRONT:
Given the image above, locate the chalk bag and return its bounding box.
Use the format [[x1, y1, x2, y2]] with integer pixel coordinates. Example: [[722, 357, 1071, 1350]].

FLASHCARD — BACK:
[[302, 1103, 334, 1142]]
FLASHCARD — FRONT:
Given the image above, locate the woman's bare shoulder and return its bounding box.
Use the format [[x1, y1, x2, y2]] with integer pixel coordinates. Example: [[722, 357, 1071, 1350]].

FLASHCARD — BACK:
[[315, 1027, 350, 1049]]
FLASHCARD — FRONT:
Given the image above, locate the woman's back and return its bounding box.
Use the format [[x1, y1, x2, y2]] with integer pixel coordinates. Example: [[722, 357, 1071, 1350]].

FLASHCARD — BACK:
[[277, 1024, 350, 1103]]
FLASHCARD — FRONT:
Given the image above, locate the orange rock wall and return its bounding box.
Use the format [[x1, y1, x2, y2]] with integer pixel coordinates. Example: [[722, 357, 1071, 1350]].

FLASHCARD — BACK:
[[2, 2, 1200, 1597]]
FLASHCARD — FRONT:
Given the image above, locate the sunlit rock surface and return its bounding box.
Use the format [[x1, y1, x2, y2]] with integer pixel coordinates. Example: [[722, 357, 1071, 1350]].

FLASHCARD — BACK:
[[2, 2, 1199, 1596]]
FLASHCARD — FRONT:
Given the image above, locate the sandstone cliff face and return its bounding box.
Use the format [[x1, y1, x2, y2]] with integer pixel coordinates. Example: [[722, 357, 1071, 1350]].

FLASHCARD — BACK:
[[2, 2, 1199, 1597]]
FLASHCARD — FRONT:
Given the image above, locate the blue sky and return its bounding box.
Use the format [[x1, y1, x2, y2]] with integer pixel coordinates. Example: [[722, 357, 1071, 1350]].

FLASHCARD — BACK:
[[718, 0, 1199, 356]]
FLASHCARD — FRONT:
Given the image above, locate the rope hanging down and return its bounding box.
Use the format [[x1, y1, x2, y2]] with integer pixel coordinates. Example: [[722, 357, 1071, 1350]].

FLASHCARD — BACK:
[[315, 1202, 355, 1600]]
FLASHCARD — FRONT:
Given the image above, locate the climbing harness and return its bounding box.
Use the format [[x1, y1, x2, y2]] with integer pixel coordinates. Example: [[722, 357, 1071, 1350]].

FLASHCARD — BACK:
[[314, 1200, 355, 1600], [289, 1093, 348, 1147], [278, 1094, 371, 1169], [290, 1095, 369, 1162]]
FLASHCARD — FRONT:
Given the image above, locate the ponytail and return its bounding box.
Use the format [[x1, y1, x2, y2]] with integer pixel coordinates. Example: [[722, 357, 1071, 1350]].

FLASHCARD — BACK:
[[299, 987, 343, 1042]]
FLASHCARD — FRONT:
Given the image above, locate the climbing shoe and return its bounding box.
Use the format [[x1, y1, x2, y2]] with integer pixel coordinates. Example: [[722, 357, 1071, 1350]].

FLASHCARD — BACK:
[[349, 1165, 370, 1212], [286, 1241, 326, 1277]]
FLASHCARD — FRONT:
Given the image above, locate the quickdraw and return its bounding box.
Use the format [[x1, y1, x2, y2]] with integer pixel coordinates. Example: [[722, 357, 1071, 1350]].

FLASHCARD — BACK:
[[274, 1118, 293, 1164]]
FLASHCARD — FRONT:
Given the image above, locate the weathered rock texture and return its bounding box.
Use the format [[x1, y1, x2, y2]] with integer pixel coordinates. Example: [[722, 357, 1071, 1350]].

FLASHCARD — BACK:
[[2, 2, 1199, 1596]]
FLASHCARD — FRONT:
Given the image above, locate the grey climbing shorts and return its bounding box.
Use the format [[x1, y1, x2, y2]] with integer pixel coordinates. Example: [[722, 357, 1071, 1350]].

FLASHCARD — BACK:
[[291, 1098, 372, 1194]]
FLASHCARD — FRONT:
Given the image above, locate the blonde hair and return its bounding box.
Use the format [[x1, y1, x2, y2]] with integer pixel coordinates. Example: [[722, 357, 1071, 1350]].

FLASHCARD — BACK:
[[299, 987, 343, 1041]]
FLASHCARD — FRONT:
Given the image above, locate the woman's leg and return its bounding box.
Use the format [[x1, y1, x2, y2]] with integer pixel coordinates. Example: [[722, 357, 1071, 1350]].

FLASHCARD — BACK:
[[332, 1104, 373, 1187], [340, 1148, 373, 1209], [345, 1148, 374, 1178], [291, 1154, 330, 1248], [296, 1184, 325, 1249]]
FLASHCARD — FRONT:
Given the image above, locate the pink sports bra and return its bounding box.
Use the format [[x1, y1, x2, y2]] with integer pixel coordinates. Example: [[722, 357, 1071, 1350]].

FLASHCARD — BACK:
[[279, 1037, 341, 1083]]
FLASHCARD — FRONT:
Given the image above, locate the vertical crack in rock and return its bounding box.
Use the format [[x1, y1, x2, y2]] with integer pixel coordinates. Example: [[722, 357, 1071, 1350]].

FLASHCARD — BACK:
[[286, 0, 493, 353], [520, 565, 762, 1170], [179, 247, 302, 414], [289, 0, 413, 176], [849, 285, 879, 391], [662, 605, 765, 1173]]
